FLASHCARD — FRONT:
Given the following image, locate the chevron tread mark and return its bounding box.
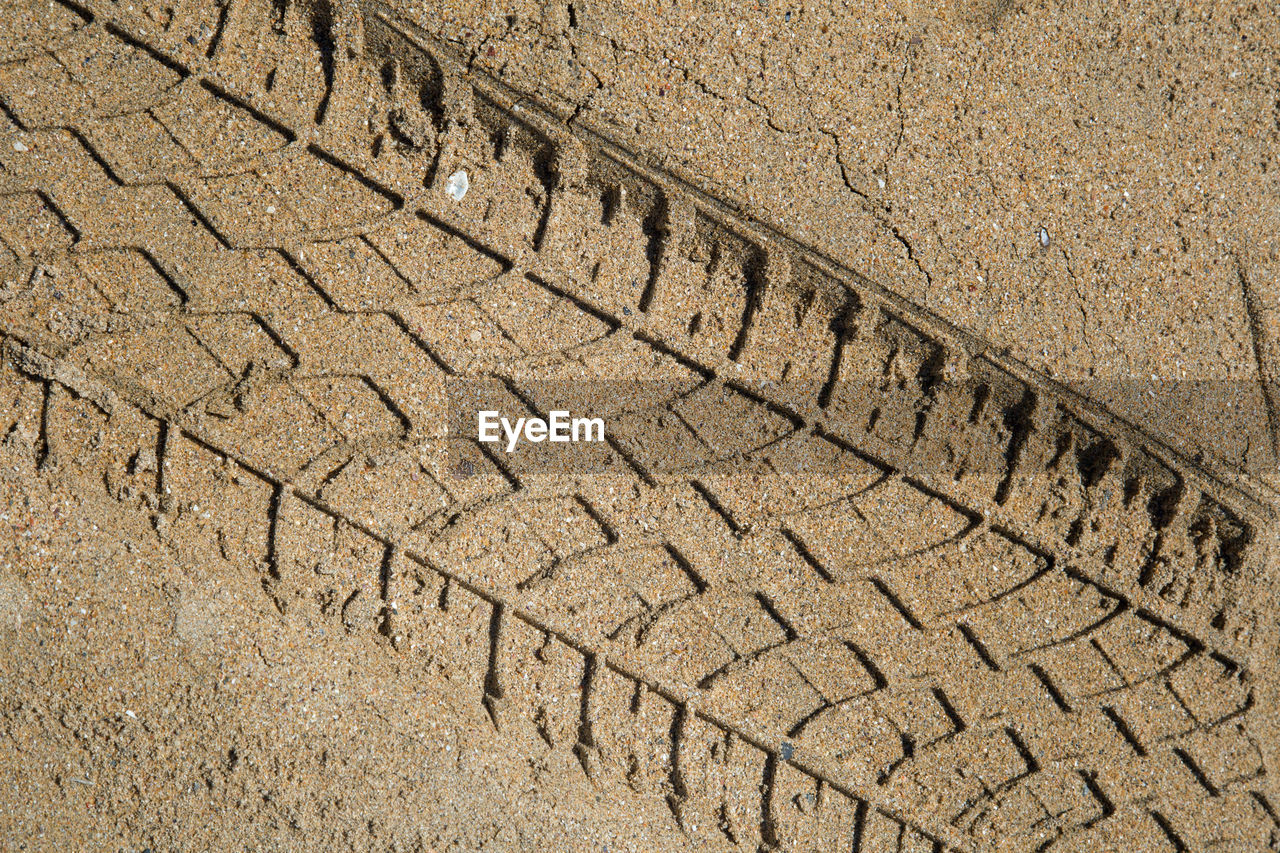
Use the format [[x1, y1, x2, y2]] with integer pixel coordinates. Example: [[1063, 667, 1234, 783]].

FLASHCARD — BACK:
[[0, 1, 1277, 850]]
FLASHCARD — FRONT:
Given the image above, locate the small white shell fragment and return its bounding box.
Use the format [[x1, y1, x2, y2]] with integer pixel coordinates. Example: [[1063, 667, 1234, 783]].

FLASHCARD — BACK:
[[12, 141, 27, 152], [469, 329, 482, 342], [445, 169, 469, 201], [1038, 227, 1050, 247]]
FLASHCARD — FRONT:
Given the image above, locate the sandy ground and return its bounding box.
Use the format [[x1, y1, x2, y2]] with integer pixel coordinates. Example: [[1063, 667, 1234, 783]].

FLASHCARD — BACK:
[[417, 0, 1280, 386], [0, 447, 699, 851], [0, 0, 1278, 850]]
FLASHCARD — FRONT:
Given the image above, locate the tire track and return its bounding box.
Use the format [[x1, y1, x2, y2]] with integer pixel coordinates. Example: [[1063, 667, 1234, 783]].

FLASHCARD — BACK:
[[0, 1, 1277, 848]]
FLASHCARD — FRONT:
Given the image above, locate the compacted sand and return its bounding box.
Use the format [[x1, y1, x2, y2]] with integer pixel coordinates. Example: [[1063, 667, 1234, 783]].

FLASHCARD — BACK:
[[0, 0, 1277, 850]]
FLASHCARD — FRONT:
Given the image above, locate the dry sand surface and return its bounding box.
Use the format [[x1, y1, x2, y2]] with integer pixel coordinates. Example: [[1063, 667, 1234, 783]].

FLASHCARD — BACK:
[[0, 0, 1278, 850]]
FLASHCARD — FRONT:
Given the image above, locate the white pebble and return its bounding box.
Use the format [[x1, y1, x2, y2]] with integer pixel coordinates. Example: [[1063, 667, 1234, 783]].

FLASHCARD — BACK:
[[1038, 227, 1050, 248], [12, 141, 27, 152], [445, 170, 470, 202], [469, 329, 482, 342]]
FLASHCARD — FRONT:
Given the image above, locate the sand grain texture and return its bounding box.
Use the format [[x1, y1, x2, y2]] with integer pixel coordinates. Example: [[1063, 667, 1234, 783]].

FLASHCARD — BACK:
[[0, 0, 1277, 850]]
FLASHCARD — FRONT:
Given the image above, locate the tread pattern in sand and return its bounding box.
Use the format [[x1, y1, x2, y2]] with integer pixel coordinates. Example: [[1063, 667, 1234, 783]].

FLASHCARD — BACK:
[[0, 0, 1277, 849]]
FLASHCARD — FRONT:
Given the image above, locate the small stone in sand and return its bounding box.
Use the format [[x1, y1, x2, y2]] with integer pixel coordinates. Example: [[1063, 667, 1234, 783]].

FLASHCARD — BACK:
[[1038, 227, 1050, 248], [446, 170, 470, 201]]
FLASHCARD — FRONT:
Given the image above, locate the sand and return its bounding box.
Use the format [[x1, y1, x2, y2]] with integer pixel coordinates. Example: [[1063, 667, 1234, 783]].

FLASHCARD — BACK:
[[0, 0, 1277, 850]]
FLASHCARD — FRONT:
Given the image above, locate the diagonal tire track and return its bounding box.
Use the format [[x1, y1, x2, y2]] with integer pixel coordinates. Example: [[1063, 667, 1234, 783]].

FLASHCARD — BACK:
[[3, 335, 966, 852], [1, 0, 1278, 849]]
